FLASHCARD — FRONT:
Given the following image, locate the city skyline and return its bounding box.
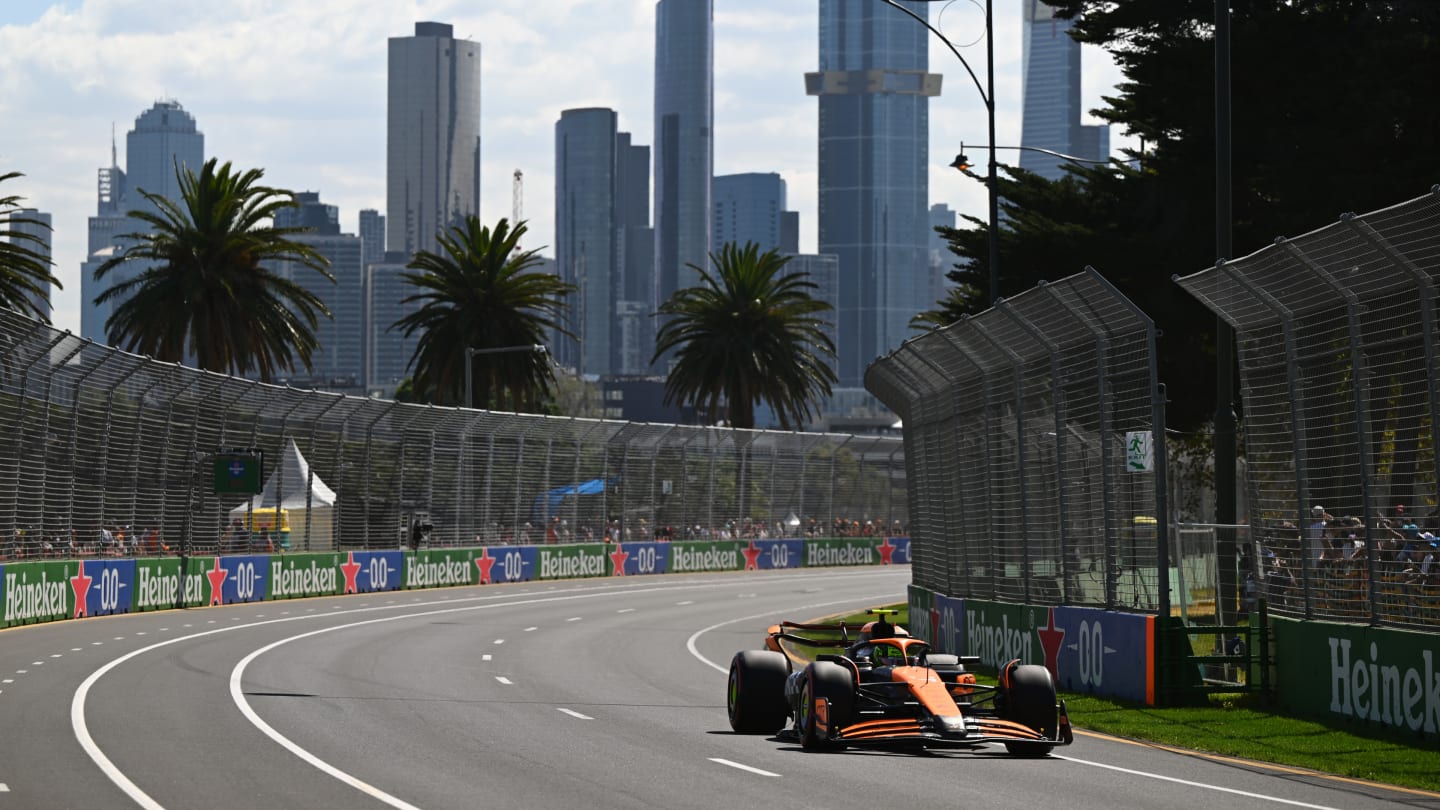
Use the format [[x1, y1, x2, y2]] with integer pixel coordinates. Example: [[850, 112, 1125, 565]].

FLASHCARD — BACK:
[[0, 1, 1132, 338]]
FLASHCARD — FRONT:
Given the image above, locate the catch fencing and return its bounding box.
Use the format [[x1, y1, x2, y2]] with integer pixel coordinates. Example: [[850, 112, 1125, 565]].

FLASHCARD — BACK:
[[0, 309, 906, 557], [1176, 185, 1440, 629], [866, 269, 1168, 613]]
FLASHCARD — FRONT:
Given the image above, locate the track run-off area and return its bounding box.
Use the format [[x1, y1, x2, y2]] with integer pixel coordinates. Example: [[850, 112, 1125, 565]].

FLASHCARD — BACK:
[[0, 567, 1428, 809]]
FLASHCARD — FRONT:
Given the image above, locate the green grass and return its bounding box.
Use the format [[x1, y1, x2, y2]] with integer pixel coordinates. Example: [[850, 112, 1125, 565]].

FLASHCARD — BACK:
[[813, 604, 1440, 793]]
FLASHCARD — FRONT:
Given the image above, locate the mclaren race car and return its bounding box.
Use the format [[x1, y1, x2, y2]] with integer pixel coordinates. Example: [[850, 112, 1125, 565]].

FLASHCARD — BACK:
[[726, 610, 1073, 755]]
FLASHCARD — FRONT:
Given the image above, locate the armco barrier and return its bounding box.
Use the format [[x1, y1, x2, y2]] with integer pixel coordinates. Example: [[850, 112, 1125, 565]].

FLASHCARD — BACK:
[[907, 583, 1155, 705], [0, 536, 909, 630], [1273, 616, 1440, 739]]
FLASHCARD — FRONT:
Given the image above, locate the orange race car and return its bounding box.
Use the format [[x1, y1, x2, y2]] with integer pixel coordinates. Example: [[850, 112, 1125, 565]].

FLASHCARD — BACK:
[[726, 610, 1073, 755]]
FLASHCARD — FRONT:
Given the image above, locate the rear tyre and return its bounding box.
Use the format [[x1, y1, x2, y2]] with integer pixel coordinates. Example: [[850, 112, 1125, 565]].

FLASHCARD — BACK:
[[727, 651, 790, 733], [1002, 664, 1057, 757], [800, 661, 856, 750]]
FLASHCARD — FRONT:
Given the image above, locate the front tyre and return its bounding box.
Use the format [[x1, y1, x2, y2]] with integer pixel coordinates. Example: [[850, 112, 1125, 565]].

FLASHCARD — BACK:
[[727, 650, 790, 733], [1002, 663, 1058, 757], [800, 661, 855, 750]]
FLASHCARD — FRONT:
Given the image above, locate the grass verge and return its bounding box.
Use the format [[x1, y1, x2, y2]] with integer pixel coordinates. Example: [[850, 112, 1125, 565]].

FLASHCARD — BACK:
[[817, 604, 1440, 792]]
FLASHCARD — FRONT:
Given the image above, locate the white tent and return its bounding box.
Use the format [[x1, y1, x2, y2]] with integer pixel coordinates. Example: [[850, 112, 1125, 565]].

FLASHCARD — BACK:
[[229, 438, 337, 549]]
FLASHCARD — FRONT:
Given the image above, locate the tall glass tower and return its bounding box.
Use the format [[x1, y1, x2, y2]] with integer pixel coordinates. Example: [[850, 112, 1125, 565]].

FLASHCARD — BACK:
[[555, 108, 619, 376], [387, 21, 481, 258], [81, 101, 204, 343], [653, 0, 712, 368], [1020, 1, 1109, 180], [807, 0, 939, 387], [713, 173, 793, 254]]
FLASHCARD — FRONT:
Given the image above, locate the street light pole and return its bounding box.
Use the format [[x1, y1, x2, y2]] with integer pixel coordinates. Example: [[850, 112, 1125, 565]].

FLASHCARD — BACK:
[[464, 344, 548, 410], [878, 0, 999, 304]]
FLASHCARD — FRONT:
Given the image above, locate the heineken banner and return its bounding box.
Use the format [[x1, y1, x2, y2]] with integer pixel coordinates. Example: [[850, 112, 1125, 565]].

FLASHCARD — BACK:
[[536, 543, 609, 580], [668, 540, 744, 574], [607, 542, 672, 576], [133, 557, 205, 611], [1274, 616, 1440, 739], [3, 560, 79, 626], [477, 546, 537, 584], [405, 548, 480, 589], [805, 536, 909, 567]]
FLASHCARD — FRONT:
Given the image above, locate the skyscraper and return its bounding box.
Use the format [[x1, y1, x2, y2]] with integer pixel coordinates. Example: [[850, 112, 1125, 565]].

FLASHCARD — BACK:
[[807, 0, 939, 386], [387, 21, 481, 259], [1020, 1, 1110, 180], [555, 108, 619, 376], [713, 173, 796, 254], [555, 109, 653, 377], [81, 101, 204, 343], [6, 208, 52, 322], [358, 209, 385, 270], [653, 0, 713, 368]]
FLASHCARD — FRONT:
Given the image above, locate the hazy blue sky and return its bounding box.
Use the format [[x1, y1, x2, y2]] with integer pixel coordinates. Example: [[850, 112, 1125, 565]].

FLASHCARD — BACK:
[[0, 1, 1131, 334]]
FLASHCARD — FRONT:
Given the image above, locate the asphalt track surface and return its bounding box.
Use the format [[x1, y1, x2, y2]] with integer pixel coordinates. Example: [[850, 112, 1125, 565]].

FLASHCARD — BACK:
[[0, 567, 1433, 809]]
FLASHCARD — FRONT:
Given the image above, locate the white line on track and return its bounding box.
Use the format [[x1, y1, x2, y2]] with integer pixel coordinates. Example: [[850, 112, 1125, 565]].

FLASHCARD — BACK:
[[709, 758, 779, 777], [557, 708, 593, 720], [1054, 756, 1347, 810], [74, 570, 895, 810], [0, 782, 9, 791], [524, 626, 538, 632], [676, 600, 694, 605], [495, 676, 514, 685], [71, 647, 81, 652], [616, 608, 635, 613], [494, 638, 505, 644], [482, 654, 492, 662], [566, 616, 582, 622], [50, 654, 62, 658]]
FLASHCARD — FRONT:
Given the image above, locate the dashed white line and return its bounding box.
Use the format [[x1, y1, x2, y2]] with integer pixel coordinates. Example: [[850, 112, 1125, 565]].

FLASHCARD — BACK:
[[113, 637, 124, 641], [495, 676, 514, 685], [0, 782, 9, 792], [482, 654, 492, 662], [616, 608, 635, 614], [676, 600, 694, 606], [523, 626, 538, 632], [557, 708, 593, 720], [709, 758, 779, 778], [91, 642, 103, 646], [494, 639, 505, 645], [31, 661, 43, 666], [135, 632, 147, 636], [71, 647, 82, 652], [15, 670, 27, 675], [2, 679, 12, 684], [565, 616, 582, 622], [1054, 756, 1347, 810], [50, 654, 63, 658]]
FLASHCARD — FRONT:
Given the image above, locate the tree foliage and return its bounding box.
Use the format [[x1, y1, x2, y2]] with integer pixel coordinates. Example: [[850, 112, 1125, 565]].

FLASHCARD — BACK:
[[94, 158, 332, 380], [0, 171, 61, 322], [653, 242, 837, 430], [932, 0, 1440, 430], [393, 217, 572, 412]]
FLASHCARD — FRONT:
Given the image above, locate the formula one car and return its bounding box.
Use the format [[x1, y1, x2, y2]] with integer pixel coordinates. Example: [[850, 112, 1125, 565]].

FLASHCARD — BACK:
[[726, 610, 1072, 755]]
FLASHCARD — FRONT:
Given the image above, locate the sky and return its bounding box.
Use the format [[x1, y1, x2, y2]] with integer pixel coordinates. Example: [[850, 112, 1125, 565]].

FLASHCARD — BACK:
[[0, 0, 1133, 336]]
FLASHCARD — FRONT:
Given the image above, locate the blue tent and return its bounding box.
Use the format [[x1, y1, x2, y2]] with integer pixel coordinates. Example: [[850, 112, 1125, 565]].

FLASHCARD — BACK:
[[532, 478, 616, 521]]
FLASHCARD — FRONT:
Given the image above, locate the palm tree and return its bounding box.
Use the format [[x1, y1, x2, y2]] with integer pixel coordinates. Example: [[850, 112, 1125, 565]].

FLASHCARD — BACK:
[[93, 158, 332, 380], [0, 171, 61, 322], [393, 216, 573, 411], [653, 242, 836, 430]]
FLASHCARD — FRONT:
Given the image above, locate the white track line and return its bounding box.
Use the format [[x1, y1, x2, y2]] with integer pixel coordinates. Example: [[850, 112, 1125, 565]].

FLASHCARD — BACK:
[[1054, 756, 1347, 810], [709, 758, 779, 777], [557, 708, 593, 720], [482, 654, 492, 662], [75, 570, 895, 810], [495, 676, 513, 685]]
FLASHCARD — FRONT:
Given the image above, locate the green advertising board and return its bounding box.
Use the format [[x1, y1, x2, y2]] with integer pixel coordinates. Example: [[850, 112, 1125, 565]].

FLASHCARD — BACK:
[[270, 553, 345, 599], [133, 557, 207, 611], [667, 541, 743, 574], [963, 598, 1052, 670], [907, 583, 935, 644], [3, 560, 75, 627], [536, 543, 609, 579], [405, 548, 480, 589], [1273, 616, 1440, 738], [805, 537, 882, 567]]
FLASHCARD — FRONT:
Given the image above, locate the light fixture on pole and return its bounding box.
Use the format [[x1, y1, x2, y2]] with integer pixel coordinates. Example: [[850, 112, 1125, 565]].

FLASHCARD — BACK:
[[464, 344, 548, 410], [952, 141, 1137, 169], [879, 0, 1000, 304]]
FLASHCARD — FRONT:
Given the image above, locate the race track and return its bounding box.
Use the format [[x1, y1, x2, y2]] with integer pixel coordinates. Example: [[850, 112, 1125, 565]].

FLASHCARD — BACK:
[[0, 567, 1427, 809]]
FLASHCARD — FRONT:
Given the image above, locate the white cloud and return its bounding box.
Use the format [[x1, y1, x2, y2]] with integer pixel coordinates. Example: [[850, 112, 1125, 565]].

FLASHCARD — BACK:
[[0, 0, 1134, 334]]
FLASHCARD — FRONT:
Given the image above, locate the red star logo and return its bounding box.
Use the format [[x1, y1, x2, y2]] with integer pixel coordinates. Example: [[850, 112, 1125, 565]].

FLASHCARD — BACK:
[[1037, 607, 1066, 682], [341, 552, 362, 594], [877, 537, 896, 564], [608, 545, 629, 576], [475, 548, 497, 584], [206, 557, 229, 607], [741, 540, 763, 571], [70, 560, 93, 618]]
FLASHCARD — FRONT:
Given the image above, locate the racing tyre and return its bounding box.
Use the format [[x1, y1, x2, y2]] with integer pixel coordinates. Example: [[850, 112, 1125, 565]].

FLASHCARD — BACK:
[[800, 661, 855, 751], [1002, 664, 1057, 757], [727, 651, 790, 733]]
